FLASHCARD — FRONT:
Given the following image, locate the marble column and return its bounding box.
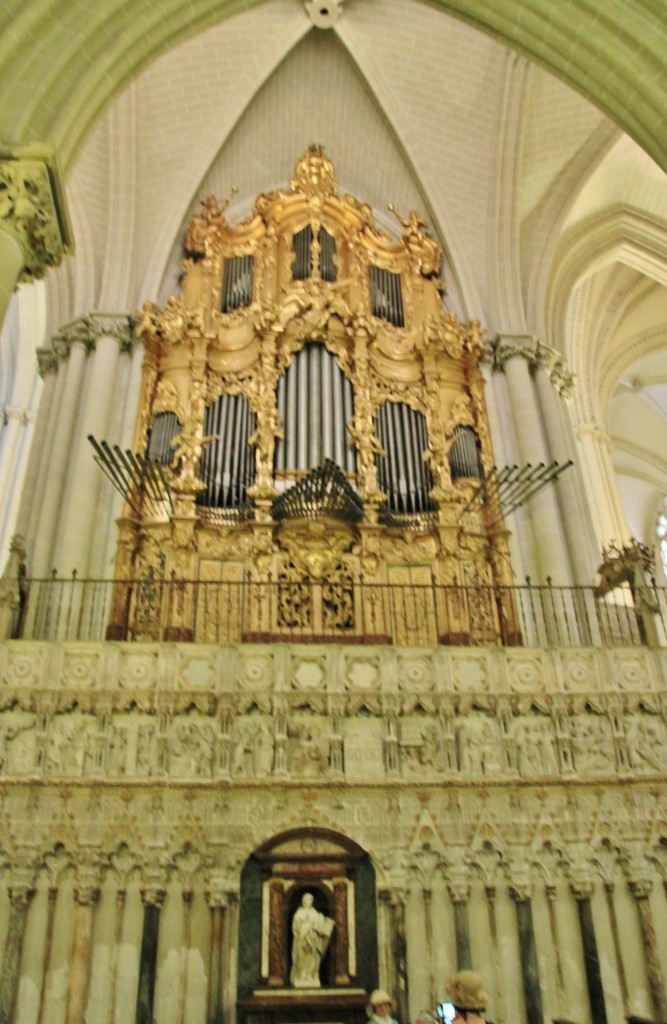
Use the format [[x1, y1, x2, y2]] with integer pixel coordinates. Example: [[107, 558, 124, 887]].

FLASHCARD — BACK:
[[0, 147, 71, 334], [178, 889, 193, 1024], [574, 422, 630, 552], [106, 886, 127, 1024], [31, 325, 91, 577], [389, 889, 408, 1024], [267, 879, 286, 986], [533, 362, 597, 584], [206, 888, 228, 1024], [35, 886, 58, 1024], [509, 881, 544, 1024], [501, 345, 571, 584], [627, 878, 667, 1022], [23, 348, 66, 554], [446, 874, 472, 971], [0, 228, 23, 330], [0, 881, 35, 1024], [570, 881, 607, 1024], [136, 885, 165, 1024], [56, 317, 129, 576], [65, 877, 101, 1024], [333, 878, 350, 985]]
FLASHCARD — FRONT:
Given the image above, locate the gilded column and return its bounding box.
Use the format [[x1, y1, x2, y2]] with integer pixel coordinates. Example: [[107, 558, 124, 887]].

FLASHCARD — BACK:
[[0, 146, 72, 331], [0, 880, 35, 1024], [136, 882, 166, 1024]]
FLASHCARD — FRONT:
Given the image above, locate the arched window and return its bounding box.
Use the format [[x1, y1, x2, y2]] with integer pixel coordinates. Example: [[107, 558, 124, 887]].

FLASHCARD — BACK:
[[657, 496, 667, 580]]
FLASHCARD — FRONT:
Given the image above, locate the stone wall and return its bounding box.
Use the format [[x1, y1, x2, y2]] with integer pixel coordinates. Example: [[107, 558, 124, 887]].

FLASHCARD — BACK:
[[0, 641, 666, 1023]]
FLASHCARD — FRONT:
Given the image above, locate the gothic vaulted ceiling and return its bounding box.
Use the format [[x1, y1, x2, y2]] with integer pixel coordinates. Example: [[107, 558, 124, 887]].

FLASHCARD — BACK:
[[3, 0, 667, 563]]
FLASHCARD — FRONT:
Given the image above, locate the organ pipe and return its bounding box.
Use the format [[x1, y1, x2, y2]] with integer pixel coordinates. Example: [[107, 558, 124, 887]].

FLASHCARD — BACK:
[[222, 255, 253, 312], [375, 402, 433, 515], [197, 394, 255, 509], [146, 412, 181, 466], [275, 343, 356, 478]]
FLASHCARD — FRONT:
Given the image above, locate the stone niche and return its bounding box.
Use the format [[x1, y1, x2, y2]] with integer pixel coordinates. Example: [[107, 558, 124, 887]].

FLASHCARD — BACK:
[[237, 828, 377, 1024]]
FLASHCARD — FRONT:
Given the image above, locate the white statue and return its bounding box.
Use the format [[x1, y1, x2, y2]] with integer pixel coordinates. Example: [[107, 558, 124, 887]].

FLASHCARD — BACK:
[[290, 892, 334, 988]]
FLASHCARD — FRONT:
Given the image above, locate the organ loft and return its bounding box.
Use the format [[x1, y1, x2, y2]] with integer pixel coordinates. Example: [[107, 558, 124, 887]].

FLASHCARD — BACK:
[[105, 146, 517, 646]]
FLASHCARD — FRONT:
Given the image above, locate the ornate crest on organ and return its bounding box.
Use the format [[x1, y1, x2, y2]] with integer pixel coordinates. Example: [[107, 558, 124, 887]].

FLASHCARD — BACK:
[[109, 147, 516, 644]]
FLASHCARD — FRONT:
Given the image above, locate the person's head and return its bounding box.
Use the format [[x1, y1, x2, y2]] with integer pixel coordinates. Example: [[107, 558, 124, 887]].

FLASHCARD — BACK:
[[446, 971, 490, 1020], [302, 892, 314, 907], [367, 989, 393, 1019]]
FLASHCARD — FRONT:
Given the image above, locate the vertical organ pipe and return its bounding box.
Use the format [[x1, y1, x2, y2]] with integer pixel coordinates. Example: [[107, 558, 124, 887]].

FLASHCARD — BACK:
[[308, 345, 320, 468]]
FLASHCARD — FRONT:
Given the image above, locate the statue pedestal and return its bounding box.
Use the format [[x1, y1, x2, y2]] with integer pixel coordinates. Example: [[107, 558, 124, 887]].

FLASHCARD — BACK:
[[238, 987, 368, 1024]]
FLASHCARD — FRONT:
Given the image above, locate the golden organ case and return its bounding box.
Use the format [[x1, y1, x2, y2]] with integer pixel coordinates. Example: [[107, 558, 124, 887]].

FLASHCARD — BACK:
[[109, 147, 517, 645]]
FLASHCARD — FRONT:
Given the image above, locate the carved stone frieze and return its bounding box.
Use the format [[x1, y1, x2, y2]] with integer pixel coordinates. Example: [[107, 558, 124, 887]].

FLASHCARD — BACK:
[[2, 641, 667, 787]]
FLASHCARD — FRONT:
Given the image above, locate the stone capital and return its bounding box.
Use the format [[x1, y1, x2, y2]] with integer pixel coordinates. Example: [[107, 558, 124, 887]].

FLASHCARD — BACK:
[[628, 878, 653, 900], [51, 316, 95, 359], [36, 348, 59, 378], [140, 883, 166, 908], [8, 882, 35, 909], [89, 312, 136, 353], [0, 144, 72, 281], [487, 333, 539, 371]]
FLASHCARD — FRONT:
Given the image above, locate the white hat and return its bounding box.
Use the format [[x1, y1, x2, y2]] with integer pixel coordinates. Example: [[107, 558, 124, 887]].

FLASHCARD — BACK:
[[367, 989, 393, 1016]]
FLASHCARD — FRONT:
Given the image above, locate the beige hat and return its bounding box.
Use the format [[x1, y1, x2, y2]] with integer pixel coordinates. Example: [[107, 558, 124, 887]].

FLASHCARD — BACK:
[[367, 989, 393, 1017], [446, 971, 490, 1011]]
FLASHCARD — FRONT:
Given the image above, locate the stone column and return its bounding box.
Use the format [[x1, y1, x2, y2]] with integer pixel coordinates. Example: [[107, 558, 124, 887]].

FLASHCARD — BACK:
[[0, 881, 35, 1024], [136, 884, 165, 1024], [574, 422, 630, 552], [626, 876, 667, 1021], [388, 889, 408, 1024], [333, 879, 350, 985], [36, 886, 59, 1024], [267, 879, 286, 986], [497, 337, 572, 584], [56, 315, 130, 576], [570, 880, 607, 1024], [106, 885, 127, 1024], [533, 358, 597, 584], [31, 322, 91, 577], [0, 146, 71, 333], [7, 348, 56, 557], [206, 886, 229, 1024], [508, 877, 544, 1024], [65, 874, 101, 1024], [446, 867, 472, 971]]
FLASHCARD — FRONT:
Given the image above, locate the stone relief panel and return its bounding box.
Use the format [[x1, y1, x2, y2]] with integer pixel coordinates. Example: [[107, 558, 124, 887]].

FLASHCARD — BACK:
[[231, 713, 275, 778], [571, 713, 615, 775], [457, 712, 504, 777], [399, 715, 444, 774], [288, 713, 330, 775], [343, 717, 385, 779], [0, 643, 666, 786], [626, 713, 667, 773], [45, 710, 97, 776], [513, 714, 559, 778], [169, 711, 215, 778], [0, 711, 37, 774]]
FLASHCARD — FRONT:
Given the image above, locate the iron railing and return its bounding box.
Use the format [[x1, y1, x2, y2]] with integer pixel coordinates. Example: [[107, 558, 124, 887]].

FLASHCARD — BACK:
[[4, 575, 667, 648]]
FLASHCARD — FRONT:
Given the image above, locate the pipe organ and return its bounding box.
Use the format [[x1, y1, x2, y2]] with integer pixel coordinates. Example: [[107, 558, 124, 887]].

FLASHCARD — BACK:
[[111, 147, 516, 643]]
